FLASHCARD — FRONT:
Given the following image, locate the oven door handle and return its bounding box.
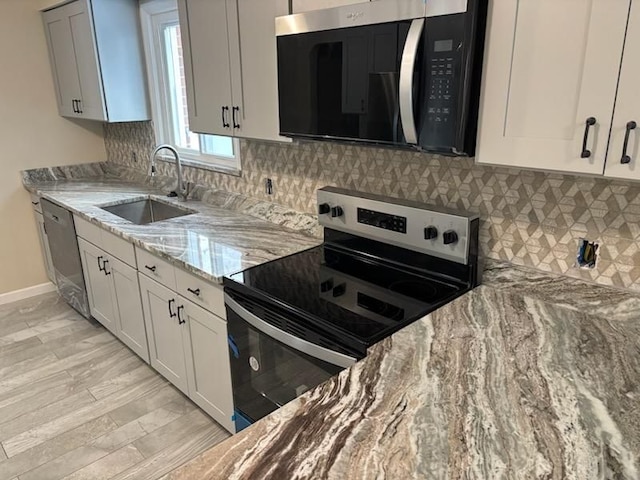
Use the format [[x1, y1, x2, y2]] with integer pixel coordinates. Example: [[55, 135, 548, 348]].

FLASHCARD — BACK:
[[225, 294, 358, 369], [399, 18, 425, 145]]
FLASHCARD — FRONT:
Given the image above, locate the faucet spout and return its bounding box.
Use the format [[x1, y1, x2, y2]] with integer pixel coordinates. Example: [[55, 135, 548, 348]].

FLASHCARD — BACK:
[[150, 144, 189, 200]]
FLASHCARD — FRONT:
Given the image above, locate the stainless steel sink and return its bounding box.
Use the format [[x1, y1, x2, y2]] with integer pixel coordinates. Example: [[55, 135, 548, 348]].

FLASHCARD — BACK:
[[101, 198, 195, 225]]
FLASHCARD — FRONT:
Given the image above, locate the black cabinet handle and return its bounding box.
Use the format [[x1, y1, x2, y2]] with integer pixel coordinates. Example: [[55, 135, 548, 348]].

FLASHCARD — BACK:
[[222, 106, 230, 128], [97, 256, 105, 272], [103, 259, 111, 276], [72, 100, 77, 113], [168, 299, 177, 318], [187, 287, 201, 297], [77, 100, 82, 114], [177, 305, 185, 325], [145, 265, 157, 273], [580, 117, 596, 158], [232, 106, 240, 129], [621, 121, 637, 165], [31, 201, 39, 206]]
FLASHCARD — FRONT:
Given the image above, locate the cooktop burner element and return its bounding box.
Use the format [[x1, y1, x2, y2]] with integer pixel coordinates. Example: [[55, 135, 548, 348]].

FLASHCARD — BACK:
[[225, 187, 480, 355], [388, 279, 440, 301]]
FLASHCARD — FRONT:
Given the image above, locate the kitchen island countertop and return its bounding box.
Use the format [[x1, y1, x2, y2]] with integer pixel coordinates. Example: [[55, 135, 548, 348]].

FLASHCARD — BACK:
[[169, 261, 640, 479]]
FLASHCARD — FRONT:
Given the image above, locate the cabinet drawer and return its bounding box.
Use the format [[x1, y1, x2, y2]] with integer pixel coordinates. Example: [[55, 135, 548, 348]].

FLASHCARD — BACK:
[[74, 215, 135, 267], [136, 247, 177, 291], [101, 229, 135, 267], [175, 268, 225, 319], [74, 215, 102, 246], [30, 194, 43, 213]]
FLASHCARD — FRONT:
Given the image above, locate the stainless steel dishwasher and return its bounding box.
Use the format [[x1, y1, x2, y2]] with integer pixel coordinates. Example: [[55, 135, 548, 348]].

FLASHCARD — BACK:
[[41, 199, 90, 318]]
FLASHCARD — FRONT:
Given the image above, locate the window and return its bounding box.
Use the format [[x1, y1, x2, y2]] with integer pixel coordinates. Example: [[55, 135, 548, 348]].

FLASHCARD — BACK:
[[140, 0, 240, 173]]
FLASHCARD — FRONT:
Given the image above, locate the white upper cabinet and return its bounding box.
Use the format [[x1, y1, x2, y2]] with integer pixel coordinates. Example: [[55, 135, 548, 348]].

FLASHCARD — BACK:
[[476, 0, 630, 175], [178, 0, 289, 142], [178, 0, 235, 136], [605, 1, 640, 181], [41, 0, 150, 122], [236, 0, 290, 142]]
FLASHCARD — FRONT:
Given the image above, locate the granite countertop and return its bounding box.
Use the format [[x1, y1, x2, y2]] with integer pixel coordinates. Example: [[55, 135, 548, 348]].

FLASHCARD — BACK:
[[24, 172, 321, 283], [169, 261, 640, 479]]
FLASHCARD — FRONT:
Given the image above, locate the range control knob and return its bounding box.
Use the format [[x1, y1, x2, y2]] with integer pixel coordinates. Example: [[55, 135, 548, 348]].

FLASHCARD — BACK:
[[318, 203, 331, 215], [331, 206, 344, 218], [320, 279, 334, 293], [332, 283, 346, 297], [424, 226, 438, 240], [443, 230, 459, 245]]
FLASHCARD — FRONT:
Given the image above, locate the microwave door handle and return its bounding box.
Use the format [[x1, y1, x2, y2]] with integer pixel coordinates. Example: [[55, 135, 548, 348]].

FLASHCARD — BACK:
[[399, 18, 425, 145], [225, 294, 358, 369]]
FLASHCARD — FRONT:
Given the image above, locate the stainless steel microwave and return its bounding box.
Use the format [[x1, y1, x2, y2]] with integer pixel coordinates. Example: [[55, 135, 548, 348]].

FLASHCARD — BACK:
[[275, 0, 487, 156]]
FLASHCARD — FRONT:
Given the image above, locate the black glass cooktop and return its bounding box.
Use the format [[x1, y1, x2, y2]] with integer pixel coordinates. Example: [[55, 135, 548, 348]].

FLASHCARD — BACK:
[[224, 244, 464, 347]]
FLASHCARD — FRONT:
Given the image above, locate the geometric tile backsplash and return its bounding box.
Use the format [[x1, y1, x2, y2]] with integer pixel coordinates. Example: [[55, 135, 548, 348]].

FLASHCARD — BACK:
[[104, 121, 640, 292]]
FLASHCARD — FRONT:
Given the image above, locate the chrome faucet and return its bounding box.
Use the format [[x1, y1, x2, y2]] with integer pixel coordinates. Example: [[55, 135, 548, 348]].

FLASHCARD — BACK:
[[150, 144, 191, 201]]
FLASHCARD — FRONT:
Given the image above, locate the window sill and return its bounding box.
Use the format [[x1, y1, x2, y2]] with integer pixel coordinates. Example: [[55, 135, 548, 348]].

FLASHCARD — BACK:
[[156, 155, 242, 177]]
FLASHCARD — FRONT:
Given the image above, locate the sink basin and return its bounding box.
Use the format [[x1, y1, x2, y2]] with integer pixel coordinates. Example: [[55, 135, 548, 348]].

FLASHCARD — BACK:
[[101, 199, 195, 225]]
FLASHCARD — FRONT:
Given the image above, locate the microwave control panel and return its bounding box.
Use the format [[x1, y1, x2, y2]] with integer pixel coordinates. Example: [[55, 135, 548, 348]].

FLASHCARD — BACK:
[[419, 11, 468, 151], [427, 43, 457, 125]]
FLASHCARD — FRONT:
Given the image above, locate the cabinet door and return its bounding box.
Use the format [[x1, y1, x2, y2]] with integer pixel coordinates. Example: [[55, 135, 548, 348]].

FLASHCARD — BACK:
[[235, 0, 290, 142], [605, 1, 640, 180], [42, 5, 82, 117], [178, 0, 234, 136], [78, 238, 117, 334], [476, 0, 630, 175], [139, 274, 189, 394], [65, 1, 107, 121], [109, 256, 149, 363], [34, 212, 56, 285], [181, 298, 235, 433]]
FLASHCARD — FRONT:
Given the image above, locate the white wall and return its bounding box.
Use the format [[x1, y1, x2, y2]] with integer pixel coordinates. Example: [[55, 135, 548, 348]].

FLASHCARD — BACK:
[[0, 0, 106, 294]]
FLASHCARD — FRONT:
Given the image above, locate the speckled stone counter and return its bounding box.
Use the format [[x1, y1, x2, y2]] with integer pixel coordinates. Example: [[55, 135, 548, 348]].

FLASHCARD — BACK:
[[23, 164, 321, 283], [169, 262, 640, 480]]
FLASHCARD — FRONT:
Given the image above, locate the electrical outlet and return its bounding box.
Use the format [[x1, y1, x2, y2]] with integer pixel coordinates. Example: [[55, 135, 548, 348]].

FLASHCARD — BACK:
[[265, 178, 273, 195], [576, 238, 599, 269], [131, 151, 137, 163]]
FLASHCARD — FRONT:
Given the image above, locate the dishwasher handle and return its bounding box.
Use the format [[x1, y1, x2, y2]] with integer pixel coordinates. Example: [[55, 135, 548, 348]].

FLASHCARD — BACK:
[[225, 293, 358, 369]]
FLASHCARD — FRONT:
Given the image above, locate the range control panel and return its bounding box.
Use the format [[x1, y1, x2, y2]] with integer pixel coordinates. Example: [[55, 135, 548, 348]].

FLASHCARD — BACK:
[[357, 208, 407, 234], [317, 187, 478, 265]]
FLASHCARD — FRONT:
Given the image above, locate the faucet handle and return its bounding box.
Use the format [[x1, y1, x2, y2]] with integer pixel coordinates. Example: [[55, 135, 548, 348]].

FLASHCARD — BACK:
[[182, 182, 194, 200]]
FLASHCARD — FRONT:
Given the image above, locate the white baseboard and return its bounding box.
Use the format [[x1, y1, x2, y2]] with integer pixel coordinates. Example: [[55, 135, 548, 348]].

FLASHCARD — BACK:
[[0, 282, 57, 306]]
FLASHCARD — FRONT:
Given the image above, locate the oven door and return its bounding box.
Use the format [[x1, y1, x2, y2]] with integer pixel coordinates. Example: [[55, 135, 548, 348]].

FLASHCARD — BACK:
[[225, 292, 358, 431]]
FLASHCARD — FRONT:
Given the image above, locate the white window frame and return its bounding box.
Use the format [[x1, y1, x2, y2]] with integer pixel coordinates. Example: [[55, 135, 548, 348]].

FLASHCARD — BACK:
[[139, 0, 241, 174]]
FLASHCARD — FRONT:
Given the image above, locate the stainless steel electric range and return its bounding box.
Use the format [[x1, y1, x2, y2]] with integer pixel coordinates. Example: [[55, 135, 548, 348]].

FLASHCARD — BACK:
[[223, 187, 479, 431]]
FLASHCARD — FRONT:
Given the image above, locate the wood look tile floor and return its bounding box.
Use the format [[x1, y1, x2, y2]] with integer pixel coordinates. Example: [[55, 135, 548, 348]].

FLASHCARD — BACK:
[[0, 293, 230, 480]]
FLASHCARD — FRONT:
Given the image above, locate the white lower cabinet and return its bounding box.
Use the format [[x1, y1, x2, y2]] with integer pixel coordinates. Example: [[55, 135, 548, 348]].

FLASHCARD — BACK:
[[181, 297, 235, 433], [110, 257, 149, 361], [79, 238, 117, 333], [139, 274, 190, 394], [78, 237, 150, 362], [138, 264, 235, 433]]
